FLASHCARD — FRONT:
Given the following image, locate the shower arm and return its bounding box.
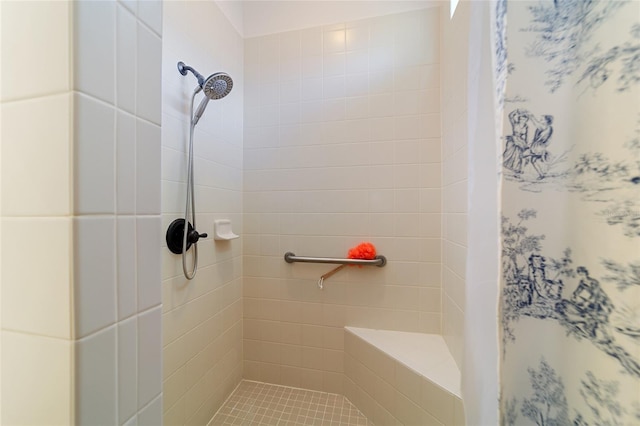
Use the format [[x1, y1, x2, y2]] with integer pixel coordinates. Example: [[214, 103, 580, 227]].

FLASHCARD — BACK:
[[177, 61, 205, 87]]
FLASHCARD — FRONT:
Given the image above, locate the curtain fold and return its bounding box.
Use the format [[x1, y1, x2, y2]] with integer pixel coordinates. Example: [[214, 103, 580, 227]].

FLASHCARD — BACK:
[[463, 1, 501, 425]]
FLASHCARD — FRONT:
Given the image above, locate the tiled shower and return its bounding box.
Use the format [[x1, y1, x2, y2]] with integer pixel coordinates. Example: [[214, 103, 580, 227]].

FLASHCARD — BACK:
[[161, 1, 469, 424], [1, 0, 470, 425]]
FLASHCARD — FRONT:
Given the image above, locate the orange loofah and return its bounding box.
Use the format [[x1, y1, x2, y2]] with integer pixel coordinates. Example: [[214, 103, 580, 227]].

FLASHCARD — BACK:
[[347, 242, 377, 267]]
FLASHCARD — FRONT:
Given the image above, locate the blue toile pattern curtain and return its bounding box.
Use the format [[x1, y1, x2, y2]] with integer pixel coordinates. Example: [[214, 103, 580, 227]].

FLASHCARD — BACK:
[[496, 1, 640, 424]]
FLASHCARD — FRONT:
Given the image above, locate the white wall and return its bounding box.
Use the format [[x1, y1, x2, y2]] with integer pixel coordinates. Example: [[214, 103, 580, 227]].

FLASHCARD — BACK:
[[1, 0, 73, 418], [214, 0, 437, 38], [74, 2, 164, 423], [238, 0, 437, 37], [242, 6, 442, 392], [440, 0, 470, 370], [1, 0, 163, 424], [161, 1, 245, 424]]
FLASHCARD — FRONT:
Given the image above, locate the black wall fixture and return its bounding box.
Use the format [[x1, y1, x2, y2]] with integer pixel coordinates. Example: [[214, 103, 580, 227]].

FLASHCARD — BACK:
[[166, 218, 207, 254]]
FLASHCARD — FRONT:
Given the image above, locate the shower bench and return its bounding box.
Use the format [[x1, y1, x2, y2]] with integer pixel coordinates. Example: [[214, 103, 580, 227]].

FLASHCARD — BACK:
[[344, 327, 464, 425]]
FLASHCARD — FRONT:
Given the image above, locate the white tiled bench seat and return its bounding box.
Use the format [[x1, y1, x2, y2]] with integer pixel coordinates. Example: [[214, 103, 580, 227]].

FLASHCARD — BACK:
[[344, 327, 465, 426]]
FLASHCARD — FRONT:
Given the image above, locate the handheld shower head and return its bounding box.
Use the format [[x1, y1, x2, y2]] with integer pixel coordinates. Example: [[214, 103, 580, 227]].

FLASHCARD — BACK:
[[202, 72, 233, 100], [178, 62, 234, 125]]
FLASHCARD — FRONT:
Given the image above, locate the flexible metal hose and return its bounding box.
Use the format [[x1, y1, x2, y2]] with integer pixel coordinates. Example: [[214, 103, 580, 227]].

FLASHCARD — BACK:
[[182, 88, 200, 280]]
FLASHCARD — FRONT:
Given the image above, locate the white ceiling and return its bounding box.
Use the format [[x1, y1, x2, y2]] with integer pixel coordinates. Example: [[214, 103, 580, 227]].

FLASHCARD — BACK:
[[215, 0, 438, 38]]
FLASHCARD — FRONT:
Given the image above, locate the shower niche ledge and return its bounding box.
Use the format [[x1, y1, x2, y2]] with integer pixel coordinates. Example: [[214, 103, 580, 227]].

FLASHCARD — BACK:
[[344, 327, 464, 426]]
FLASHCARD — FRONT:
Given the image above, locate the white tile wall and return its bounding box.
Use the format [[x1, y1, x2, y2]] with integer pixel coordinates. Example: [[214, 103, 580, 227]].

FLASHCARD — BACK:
[[1, 331, 72, 425], [0, 1, 75, 420], [136, 120, 162, 214], [137, 216, 162, 311], [117, 217, 137, 320], [161, 1, 244, 424], [74, 93, 116, 215], [75, 326, 118, 425], [74, 0, 116, 104], [440, 1, 470, 370], [138, 394, 164, 426], [137, 0, 163, 36], [117, 112, 137, 214], [137, 22, 162, 124], [73, 0, 164, 421], [118, 317, 139, 424], [0, 1, 70, 102], [1, 218, 72, 339], [1, 95, 72, 216], [243, 6, 442, 392], [138, 306, 163, 408], [74, 216, 117, 338], [1, 1, 163, 424], [116, 6, 137, 114]]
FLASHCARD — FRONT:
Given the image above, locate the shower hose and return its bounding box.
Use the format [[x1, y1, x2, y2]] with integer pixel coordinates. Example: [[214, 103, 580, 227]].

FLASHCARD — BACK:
[[182, 88, 201, 279]]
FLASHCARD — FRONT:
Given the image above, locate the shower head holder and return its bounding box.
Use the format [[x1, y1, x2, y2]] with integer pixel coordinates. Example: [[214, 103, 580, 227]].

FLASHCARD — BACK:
[[177, 61, 205, 87]]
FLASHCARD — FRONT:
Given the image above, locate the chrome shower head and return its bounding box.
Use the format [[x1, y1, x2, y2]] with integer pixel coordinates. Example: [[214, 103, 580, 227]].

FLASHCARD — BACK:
[[177, 61, 234, 99], [202, 72, 233, 100], [178, 61, 234, 125]]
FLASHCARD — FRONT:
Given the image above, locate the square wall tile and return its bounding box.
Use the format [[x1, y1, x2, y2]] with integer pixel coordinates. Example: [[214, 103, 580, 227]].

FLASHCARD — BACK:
[[119, 317, 138, 424], [74, 93, 115, 214], [117, 112, 137, 214], [346, 25, 369, 51], [0, 1, 70, 101], [1, 332, 71, 425], [137, 0, 163, 36], [1, 94, 71, 216], [301, 28, 322, 57], [138, 307, 162, 408], [136, 120, 161, 215], [117, 5, 137, 114], [74, 217, 116, 337], [162, 366, 186, 411], [137, 23, 162, 124], [117, 217, 137, 319], [75, 327, 117, 425], [1, 218, 71, 338], [163, 399, 185, 426], [324, 29, 346, 53], [138, 394, 163, 426], [280, 31, 301, 60], [420, 377, 455, 425], [136, 216, 161, 311], [74, 0, 115, 103]]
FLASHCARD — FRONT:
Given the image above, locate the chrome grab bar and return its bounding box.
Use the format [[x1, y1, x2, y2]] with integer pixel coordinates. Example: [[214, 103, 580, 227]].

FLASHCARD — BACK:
[[283, 252, 387, 267]]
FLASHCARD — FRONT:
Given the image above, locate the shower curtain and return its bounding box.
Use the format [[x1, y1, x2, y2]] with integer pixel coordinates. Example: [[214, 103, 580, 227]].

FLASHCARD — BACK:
[[495, 0, 640, 424]]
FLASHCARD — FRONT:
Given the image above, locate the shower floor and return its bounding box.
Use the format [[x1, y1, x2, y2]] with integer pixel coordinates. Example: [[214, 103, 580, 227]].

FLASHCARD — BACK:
[[209, 380, 372, 426]]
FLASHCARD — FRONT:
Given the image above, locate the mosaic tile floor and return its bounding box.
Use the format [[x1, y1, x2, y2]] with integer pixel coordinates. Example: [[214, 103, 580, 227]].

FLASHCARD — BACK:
[[209, 380, 372, 426]]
